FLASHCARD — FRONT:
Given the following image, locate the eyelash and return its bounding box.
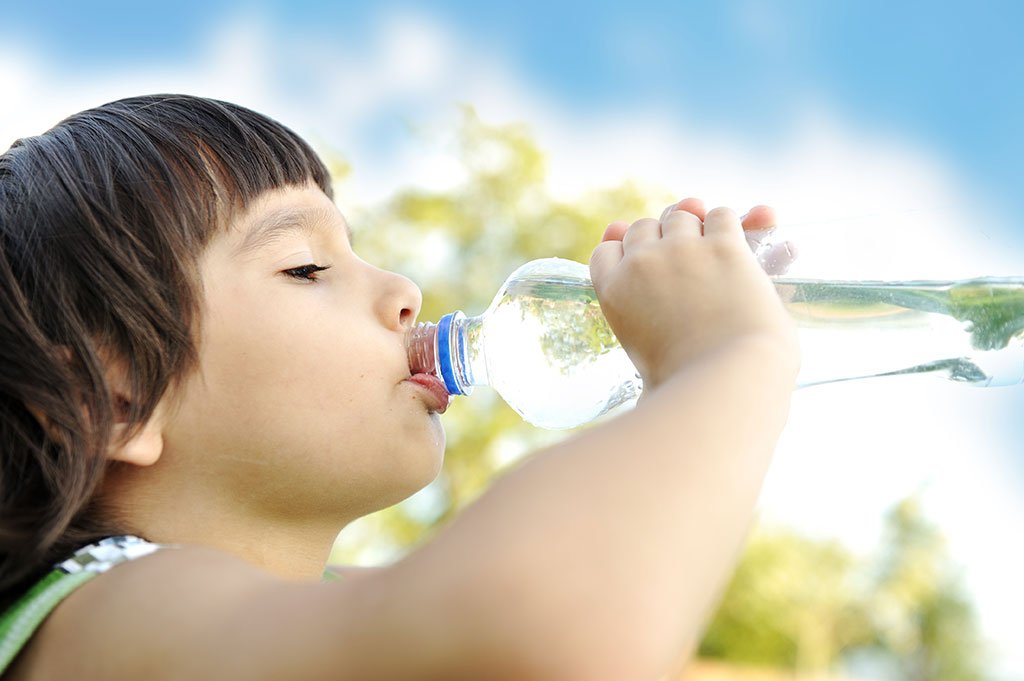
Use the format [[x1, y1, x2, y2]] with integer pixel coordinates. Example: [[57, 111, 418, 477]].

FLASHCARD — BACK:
[[283, 264, 332, 282]]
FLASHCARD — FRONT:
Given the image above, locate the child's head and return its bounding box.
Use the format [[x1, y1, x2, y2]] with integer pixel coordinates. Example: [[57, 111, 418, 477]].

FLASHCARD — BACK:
[[1, 95, 444, 599]]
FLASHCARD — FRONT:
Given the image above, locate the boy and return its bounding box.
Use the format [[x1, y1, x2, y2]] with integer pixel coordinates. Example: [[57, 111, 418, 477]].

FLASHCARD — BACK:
[[0, 94, 799, 680]]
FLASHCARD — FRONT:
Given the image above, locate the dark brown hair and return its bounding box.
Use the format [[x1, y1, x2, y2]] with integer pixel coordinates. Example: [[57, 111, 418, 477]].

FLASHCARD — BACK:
[[0, 94, 332, 610]]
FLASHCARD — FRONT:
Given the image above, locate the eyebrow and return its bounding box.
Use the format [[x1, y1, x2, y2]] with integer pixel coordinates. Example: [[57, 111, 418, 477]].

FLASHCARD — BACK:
[[234, 206, 353, 257]]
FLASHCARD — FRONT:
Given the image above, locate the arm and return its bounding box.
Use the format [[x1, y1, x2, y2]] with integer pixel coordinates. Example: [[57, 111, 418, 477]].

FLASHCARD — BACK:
[[22, 204, 797, 681], [381, 204, 800, 679], [392, 335, 797, 680]]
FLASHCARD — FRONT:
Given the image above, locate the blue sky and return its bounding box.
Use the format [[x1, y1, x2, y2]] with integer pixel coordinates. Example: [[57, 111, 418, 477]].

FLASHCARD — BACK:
[[5, 1, 1023, 223], [3, 1, 1024, 675]]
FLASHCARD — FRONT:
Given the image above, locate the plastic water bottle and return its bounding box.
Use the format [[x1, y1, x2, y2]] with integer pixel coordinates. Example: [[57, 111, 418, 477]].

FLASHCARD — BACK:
[[407, 258, 1024, 429]]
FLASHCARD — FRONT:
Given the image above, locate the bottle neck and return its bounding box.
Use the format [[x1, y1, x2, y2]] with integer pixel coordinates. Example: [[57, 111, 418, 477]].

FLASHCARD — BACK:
[[408, 312, 488, 396]]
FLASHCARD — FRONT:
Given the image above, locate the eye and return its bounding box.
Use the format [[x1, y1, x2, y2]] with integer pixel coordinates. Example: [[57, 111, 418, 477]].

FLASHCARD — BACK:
[[282, 264, 332, 282]]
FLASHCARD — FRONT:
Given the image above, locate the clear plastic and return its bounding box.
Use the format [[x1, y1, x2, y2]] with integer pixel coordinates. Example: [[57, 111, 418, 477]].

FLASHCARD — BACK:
[[409, 258, 1024, 429]]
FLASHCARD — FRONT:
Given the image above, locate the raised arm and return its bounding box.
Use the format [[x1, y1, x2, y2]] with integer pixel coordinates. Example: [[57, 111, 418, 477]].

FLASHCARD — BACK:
[[384, 204, 801, 679]]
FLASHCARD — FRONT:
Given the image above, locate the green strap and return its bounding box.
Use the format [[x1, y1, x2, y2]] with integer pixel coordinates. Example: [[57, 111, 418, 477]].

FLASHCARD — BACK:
[[0, 539, 330, 674], [0, 535, 167, 675], [0, 569, 97, 674], [321, 565, 345, 582]]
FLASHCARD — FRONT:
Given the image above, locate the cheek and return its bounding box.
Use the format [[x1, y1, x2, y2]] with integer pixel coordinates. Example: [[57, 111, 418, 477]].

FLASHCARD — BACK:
[[197, 283, 390, 420], [173, 274, 415, 461], [213, 324, 326, 386], [206, 279, 325, 371]]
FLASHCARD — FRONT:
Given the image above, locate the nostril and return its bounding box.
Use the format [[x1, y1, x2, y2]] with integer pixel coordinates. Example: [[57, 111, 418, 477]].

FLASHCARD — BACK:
[[399, 307, 415, 329]]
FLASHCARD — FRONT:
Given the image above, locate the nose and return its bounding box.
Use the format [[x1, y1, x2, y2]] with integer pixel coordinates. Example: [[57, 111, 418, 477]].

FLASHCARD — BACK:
[[375, 268, 423, 333]]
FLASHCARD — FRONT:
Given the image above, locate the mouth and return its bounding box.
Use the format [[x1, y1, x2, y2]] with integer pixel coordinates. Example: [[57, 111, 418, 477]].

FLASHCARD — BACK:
[[405, 373, 452, 414]]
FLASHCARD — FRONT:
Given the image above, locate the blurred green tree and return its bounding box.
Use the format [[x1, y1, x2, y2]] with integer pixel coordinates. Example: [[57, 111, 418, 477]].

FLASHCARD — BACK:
[[698, 529, 872, 670], [865, 497, 986, 681], [701, 496, 986, 681]]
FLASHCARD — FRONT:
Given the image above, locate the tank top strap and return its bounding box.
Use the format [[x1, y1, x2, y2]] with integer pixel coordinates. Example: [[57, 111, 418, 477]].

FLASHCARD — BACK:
[[0, 535, 174, 675]]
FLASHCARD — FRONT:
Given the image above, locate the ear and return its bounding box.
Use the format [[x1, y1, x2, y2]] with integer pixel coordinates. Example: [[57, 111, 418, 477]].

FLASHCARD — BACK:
[[104, 360, 167, 468], [107, 405, 166, 467]]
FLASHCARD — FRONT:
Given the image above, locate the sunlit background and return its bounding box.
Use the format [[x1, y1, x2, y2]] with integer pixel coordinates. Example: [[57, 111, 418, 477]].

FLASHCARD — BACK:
[[3, 2, 1022, 679]]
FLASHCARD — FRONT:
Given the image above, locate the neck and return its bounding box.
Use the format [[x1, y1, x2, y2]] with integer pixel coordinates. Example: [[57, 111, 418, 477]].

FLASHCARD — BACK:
[[101, 461, 353, 582]]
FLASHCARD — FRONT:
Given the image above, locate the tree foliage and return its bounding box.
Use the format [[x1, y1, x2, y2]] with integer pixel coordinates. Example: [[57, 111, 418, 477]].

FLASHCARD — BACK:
[[702, 497, 986, 681]]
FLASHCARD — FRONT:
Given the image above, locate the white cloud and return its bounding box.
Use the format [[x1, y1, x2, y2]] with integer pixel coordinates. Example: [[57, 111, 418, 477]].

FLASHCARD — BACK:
[[3, 10, 1022, 675]]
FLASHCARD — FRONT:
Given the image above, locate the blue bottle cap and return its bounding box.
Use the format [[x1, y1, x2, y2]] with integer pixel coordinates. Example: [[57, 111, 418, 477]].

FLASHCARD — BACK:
[[437, 312, 466, 396]]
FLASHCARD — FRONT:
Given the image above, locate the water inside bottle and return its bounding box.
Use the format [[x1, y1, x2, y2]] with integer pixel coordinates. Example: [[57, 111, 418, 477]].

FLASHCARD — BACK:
[[760, 277, 1024, 387], [482, 271, 1024, 428], [478, 271, 641, 429]]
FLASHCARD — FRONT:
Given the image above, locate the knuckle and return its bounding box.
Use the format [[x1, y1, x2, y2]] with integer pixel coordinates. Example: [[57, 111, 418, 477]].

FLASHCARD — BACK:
[[706, 206, 736, 220], [664, 207, 695, 222], [625, 244, 660, 268], [678, 210, 702, 227]]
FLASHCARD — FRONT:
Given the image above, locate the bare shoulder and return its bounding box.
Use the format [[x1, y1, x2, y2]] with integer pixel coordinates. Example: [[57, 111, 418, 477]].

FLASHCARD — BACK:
[[9, 544, 555, 681], [9, 545, 367, 681]]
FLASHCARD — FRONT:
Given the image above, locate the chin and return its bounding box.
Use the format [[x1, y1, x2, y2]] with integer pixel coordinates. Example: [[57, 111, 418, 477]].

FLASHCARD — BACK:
[[406, 439, 446, 495], [378, 433, 446, 505], [408, 410, 447, 470]]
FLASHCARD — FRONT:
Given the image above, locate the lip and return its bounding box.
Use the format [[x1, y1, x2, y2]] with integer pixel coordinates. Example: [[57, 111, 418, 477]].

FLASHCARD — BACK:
[[405, 373, 452, 414]]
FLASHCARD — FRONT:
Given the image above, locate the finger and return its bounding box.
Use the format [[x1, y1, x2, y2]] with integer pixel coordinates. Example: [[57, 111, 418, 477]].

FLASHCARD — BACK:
[[602, 221, 629, 242], [590, 239, 624, 284], [702, 206, 743, 238], [675, 197, 706, 221], [661, 207, 703, 239], [740, 204, 777, 231], [660, 197, 706, 223], [621, 217, 662, 251], [759, 240, 799, 275]]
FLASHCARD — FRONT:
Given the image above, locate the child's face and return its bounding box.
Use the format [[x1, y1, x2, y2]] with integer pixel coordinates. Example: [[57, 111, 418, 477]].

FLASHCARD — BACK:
[[159, 184, 445, 523]]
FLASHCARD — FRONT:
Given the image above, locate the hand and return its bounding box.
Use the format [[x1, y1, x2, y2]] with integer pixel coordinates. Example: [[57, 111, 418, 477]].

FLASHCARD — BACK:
[[656, 199, 799, 275], [590, 198, 800, 389]]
